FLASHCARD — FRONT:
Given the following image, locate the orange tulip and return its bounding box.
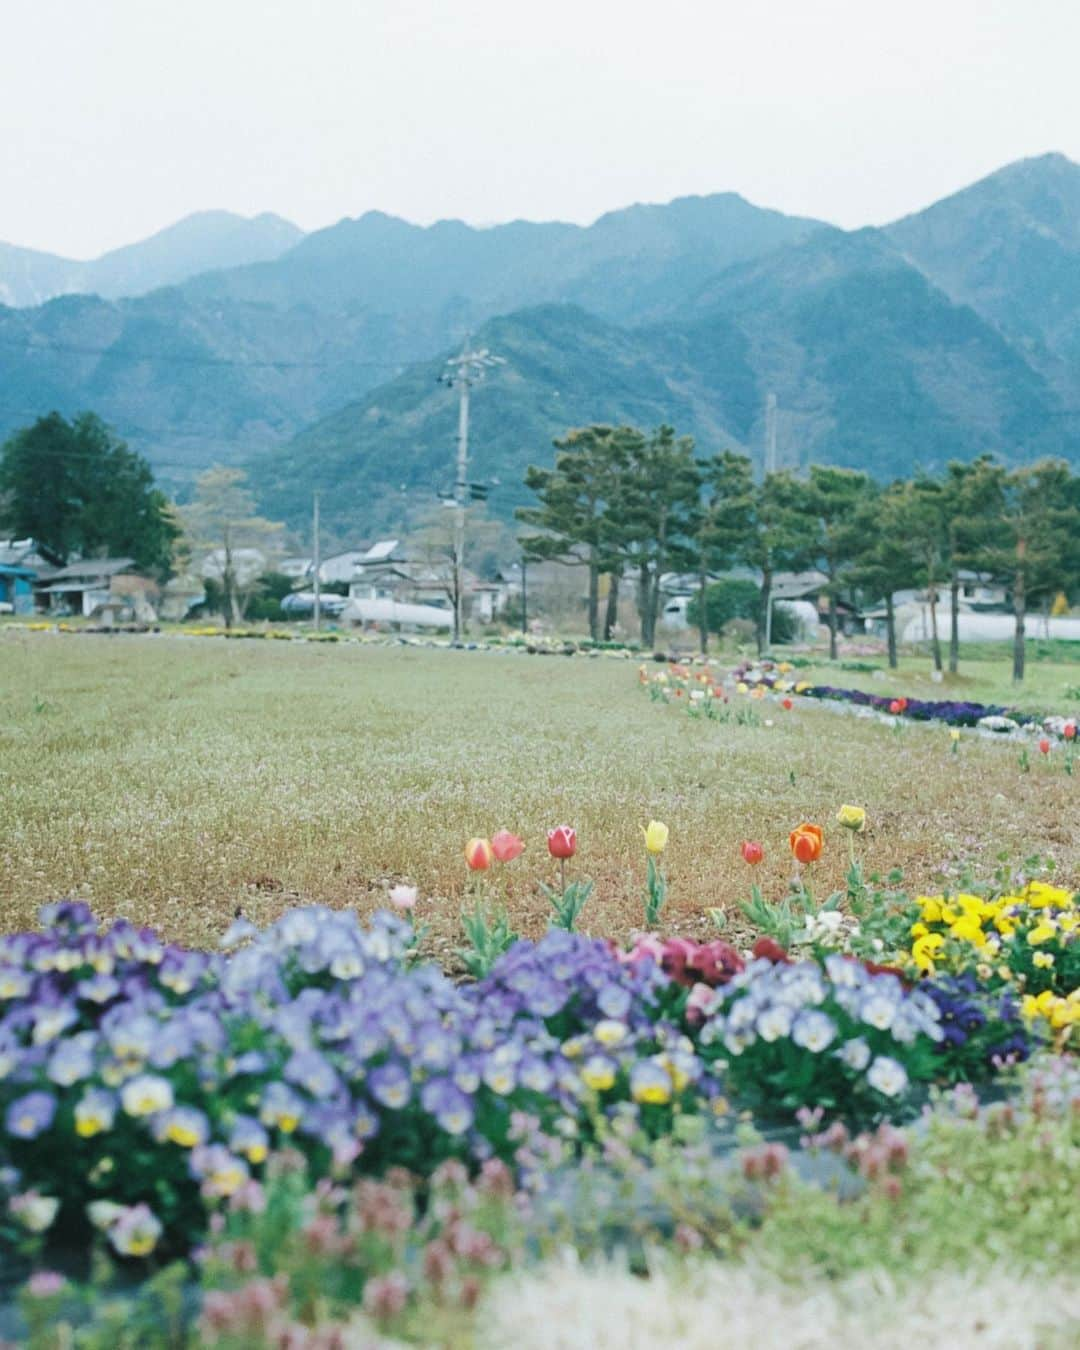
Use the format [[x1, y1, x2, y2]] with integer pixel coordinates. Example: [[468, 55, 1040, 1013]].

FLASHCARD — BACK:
[[789, 823, 824, 865], [491, 830, 524, 863], [464, 838, 494, 871]]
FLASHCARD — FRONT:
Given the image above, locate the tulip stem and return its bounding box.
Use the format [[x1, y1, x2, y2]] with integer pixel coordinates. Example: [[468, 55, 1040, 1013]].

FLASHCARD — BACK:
[[560, 857, 567, 897]]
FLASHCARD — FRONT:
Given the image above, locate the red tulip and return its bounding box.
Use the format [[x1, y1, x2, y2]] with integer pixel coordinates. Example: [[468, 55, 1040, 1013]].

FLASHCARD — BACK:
[[490, 830, 524, 863], [888, 699, 903, 715], [547, 826, 577, 860], [789, 822, 824, 864], [1039, 738, 1051, 755], [1065, 722, 1077, 741], [741, 840, 764, 866], [781, 697, 793, 711], [464, 838, 494, 871]]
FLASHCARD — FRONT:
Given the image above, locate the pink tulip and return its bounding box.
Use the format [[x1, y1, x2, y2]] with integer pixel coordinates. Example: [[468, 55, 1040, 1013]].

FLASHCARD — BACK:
[[388, 884, 418, 911], [490, 830, 524, 863]]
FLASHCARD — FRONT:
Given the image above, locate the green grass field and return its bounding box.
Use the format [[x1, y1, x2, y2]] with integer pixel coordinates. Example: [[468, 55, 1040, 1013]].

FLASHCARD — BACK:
[[0, 631, 1077, 951]]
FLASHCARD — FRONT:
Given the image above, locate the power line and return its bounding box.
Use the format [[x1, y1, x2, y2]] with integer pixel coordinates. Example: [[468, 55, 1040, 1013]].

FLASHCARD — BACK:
[[0, 332, 407, 372]]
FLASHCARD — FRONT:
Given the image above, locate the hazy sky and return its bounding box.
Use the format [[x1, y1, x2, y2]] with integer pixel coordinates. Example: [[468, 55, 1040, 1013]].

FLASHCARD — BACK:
[[3, 0, 1079, 258]]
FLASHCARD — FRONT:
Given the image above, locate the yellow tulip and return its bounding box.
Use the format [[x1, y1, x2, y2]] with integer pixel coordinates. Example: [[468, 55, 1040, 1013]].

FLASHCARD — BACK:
[[642, 820, 669, 855], [836, 804, 866, 832]]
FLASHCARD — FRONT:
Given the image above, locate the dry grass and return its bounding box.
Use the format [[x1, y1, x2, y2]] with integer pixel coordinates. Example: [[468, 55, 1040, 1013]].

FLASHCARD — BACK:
[[0, 631, 1077, 950]]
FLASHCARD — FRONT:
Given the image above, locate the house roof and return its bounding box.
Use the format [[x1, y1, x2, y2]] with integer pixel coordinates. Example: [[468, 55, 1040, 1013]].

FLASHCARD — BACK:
[[46, 557, 136, 582]]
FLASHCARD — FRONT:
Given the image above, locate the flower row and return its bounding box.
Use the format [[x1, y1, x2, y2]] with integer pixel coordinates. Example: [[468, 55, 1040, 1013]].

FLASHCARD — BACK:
[[0, 891, 1040, 1262]]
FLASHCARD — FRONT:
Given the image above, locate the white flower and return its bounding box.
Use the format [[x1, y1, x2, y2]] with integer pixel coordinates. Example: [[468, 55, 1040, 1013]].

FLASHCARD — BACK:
[[791, 1011, 837, 1053], [120, 1074, 174, 1118], [756, 1006, 794, 1042], [867, 1055, 909, 1098], [594, 1019, 629, 1047], [11, 1192, 59, 1233], [860, 995, 897, 1031], [87, 1199, 127, 1231], [836, 1037, 872, 1071]]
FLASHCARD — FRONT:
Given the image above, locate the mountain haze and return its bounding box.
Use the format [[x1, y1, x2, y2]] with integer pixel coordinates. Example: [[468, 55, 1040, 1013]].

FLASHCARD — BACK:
[[0, 211, 303, 308], [886, 153, 1080, 389], [2, 154, 1079, 533]]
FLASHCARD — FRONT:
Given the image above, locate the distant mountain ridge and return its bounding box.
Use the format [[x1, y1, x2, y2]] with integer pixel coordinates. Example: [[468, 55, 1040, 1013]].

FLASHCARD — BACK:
[[1, 153, 1079, 532], [0, 211, 303, 307]]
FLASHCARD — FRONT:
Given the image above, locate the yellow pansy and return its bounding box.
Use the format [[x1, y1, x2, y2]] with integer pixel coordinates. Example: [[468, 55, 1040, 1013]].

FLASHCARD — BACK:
[[918, 896, 944, 923], [912, 932, 944, 973], [1024, 881, 1074, 909], [949, 915, 986, 948], [1027, 923, 1057, 946]]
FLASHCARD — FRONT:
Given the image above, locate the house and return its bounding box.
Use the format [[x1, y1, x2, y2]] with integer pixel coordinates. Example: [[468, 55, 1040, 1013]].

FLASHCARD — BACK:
[[863, 574, 1011, 643], [38, 558, 138, 618], [0, 539, 61, 614], [37, 558, 136, 618], [954, 570, 1009, 612], [0, 562, 37, 615]]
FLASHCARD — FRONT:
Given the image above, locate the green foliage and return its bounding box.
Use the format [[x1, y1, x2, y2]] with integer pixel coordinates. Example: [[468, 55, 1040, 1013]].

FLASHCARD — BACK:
[[644, 855, 668, 928], [752, 1064, 1080, 1278], [687, 578, 797, 643], [0, 412, 178, 575], [543, 879, 594, 932], [457, 901, 518, 979], [244, 571, 295, 623]]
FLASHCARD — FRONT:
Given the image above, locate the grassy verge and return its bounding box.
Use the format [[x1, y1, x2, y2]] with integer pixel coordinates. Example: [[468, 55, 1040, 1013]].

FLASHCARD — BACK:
[[0, 632, 1077, 948]]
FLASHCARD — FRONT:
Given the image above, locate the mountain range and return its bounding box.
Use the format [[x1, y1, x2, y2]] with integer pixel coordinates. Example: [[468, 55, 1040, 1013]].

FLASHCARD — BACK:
[[2, 153, 1079, 537]]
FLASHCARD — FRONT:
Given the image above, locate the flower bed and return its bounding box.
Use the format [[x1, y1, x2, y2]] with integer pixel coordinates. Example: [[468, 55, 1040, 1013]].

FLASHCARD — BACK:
[[639, 658, 1080, 742], [0, 884, 1050, 1268]]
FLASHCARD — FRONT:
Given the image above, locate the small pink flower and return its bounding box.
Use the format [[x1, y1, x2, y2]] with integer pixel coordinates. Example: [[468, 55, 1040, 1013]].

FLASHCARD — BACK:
[[388, 884, 418, 911], [490, 830, 524, 863], [685, 981, 720, 1027], [27, 1271, 66, 1298]]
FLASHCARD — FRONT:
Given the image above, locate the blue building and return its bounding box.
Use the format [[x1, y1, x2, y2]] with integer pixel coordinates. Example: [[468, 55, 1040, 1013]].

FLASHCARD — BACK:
[[0, 562, 37, 615]]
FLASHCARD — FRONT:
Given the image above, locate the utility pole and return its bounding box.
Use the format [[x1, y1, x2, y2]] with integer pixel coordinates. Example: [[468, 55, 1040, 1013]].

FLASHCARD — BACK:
[[440, 338, 504, 642], [312, 490, 321, 631], [764, 392, 778, 476]]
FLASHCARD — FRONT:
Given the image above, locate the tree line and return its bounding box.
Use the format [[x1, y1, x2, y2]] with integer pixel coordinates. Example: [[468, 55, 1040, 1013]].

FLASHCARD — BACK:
[[517, 425, 1080, 682], [0, 414, 285, 628]]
